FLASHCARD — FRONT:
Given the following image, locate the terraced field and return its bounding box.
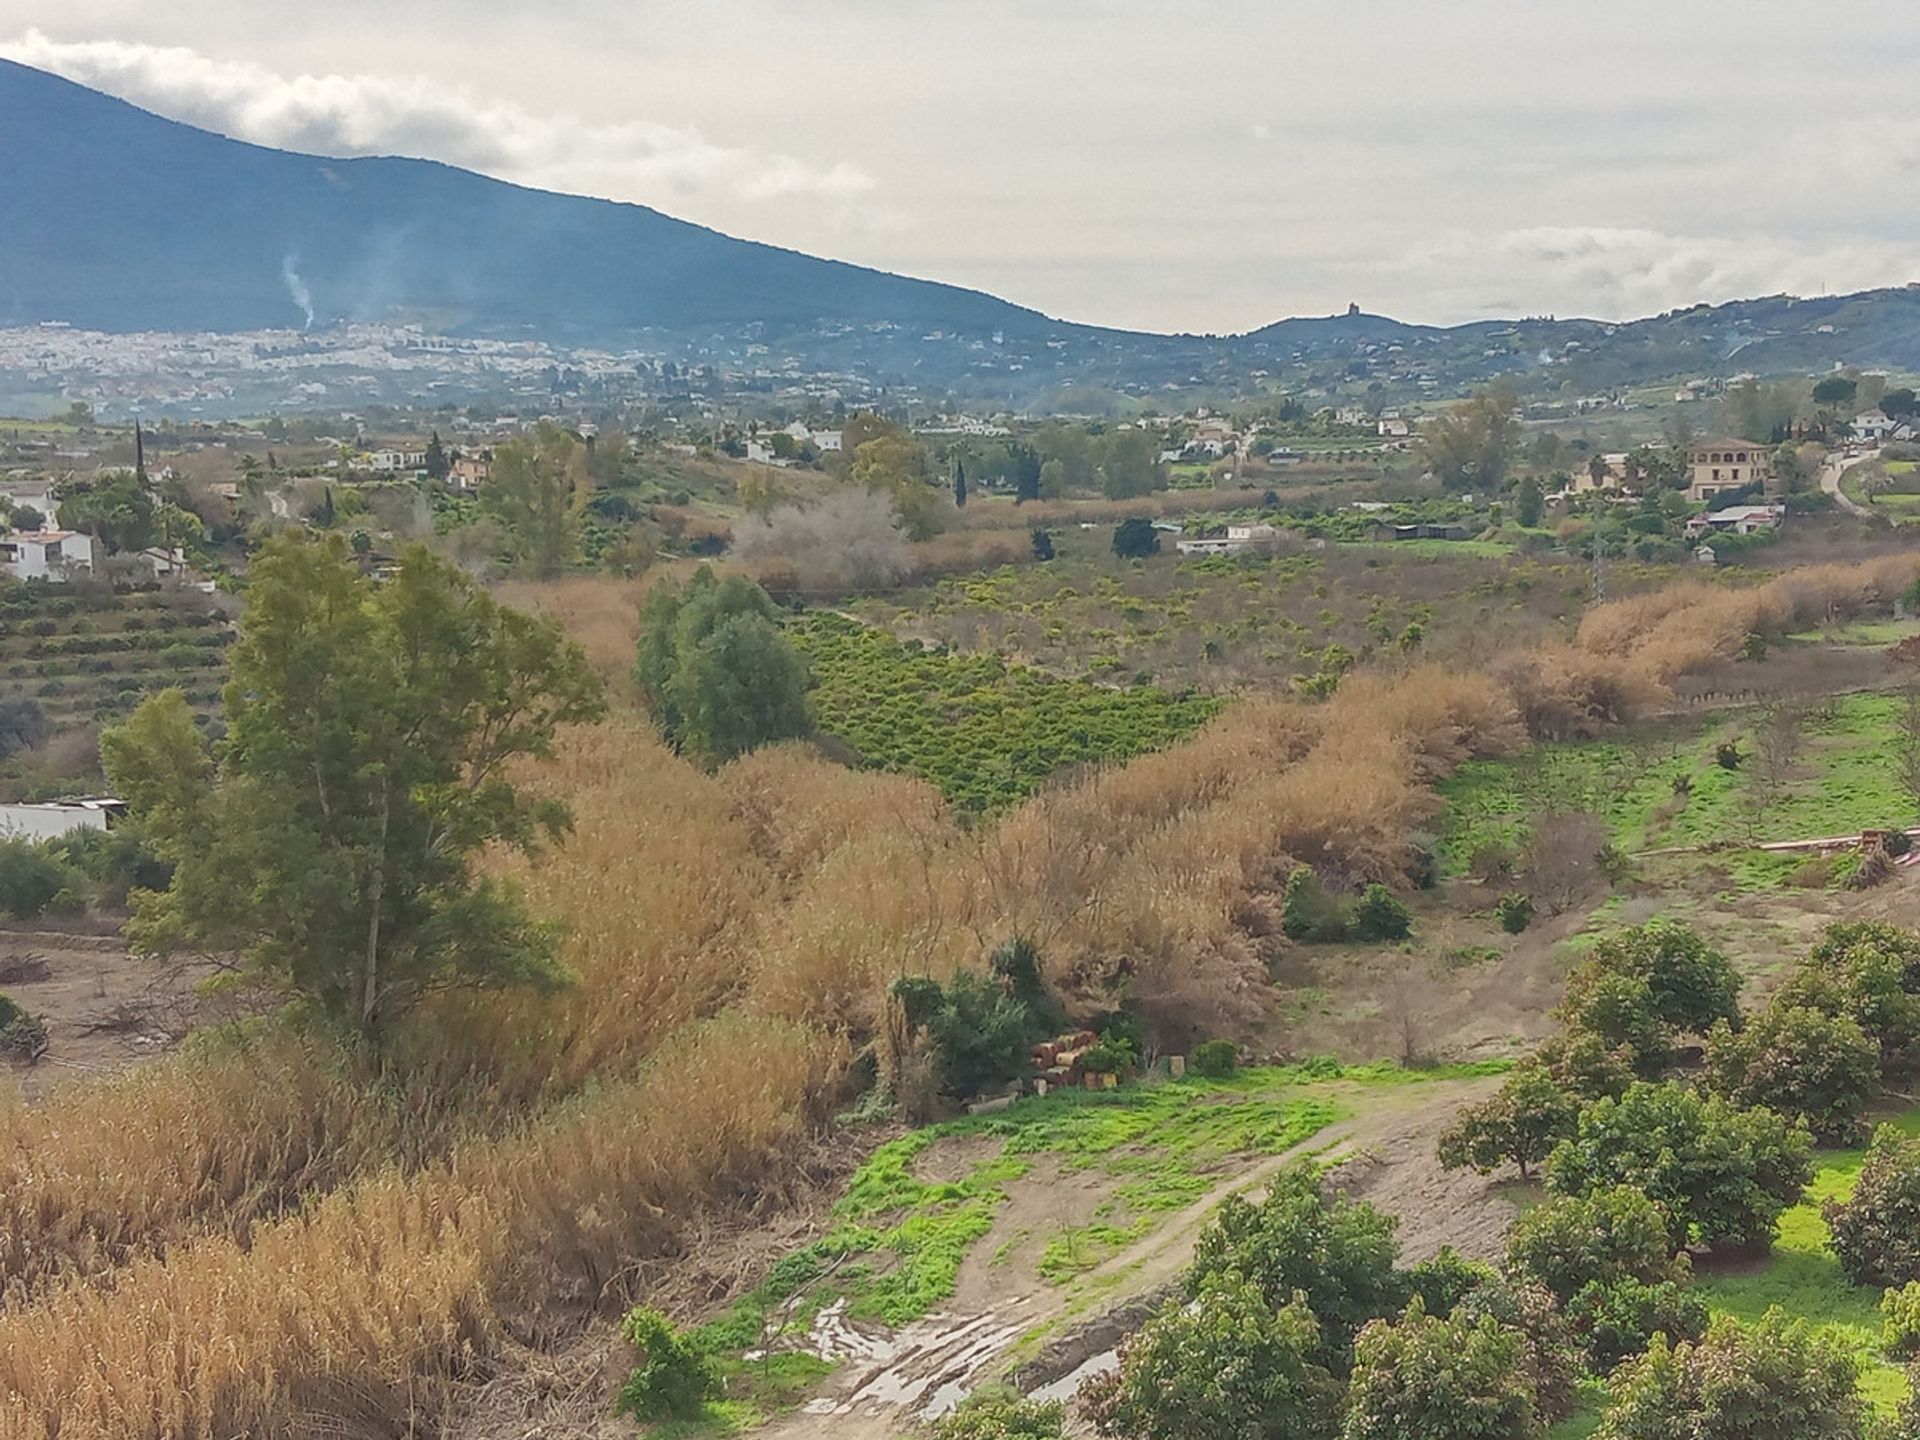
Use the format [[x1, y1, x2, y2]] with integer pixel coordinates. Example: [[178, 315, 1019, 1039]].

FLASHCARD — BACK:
[[0, 582, 233, 772]]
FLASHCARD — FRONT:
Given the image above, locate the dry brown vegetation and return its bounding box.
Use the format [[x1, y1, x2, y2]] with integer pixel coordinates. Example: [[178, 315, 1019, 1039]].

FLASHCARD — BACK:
[[7, 554, 1919, 1438]]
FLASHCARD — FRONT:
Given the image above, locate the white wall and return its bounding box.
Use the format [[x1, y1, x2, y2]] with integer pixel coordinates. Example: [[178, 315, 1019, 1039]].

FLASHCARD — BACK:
[[0, 806, 110, 843]]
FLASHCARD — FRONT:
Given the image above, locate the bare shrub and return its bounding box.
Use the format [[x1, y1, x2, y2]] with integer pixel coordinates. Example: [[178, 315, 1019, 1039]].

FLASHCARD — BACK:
[[734, 489, 908, 594], [1523, 810, 1609, 915]]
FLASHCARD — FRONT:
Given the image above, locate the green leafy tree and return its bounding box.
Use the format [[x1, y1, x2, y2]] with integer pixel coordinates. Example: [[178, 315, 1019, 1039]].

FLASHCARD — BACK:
[[1812, 375, 1860, 410], [1825, 1125, 1920, 1286], [1514, 473, 1544, 527], [484, 420, 589, 576], [56, 469, 156, 553], [1882, 388, 1919, 422], [1776, 922, 1920, 1070], [1085, 1277, 1341, 1440], [1705, 1003, 1879, 1143], [1339, 1299, 1536, 1440], [1030, 527, 1055, 561], [1349, 884, 1412, 942], [1112, 517, 1160, 559], [1011, 444, 1043, 504], [1591, 920, 1743, 1035], [935, 1391, 1065, 1440], [424, 430, 449, 480], [635, 569, 811, 761], [1544, 1082, 1812, 1251], [1421, 388, 1520, 493], [1099, 429, 1162, 500], [101, 535, 604, 1036], [1188, 1164, 1404, 1371], [1594, 1311, 1867, 1440], [1505, 1186, 1686, 1303], [1437, 1062, 1578, 1179], [1569, 1276, 1709, 1373]]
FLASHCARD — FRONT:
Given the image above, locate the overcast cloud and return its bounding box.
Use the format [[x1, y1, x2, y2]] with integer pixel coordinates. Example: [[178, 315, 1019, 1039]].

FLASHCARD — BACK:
[[6, 1, 1919, 333]]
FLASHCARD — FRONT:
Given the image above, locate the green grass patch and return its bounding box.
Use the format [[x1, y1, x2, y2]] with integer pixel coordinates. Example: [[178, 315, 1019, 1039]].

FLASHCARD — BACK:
[[694, 1059, 1496, 1371], [1436, 694, 1919, 881], [789, 611, 1220, 813]]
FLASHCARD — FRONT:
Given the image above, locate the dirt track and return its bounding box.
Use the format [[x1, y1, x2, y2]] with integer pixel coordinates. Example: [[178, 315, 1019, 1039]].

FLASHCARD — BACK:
[[754, 1078, 1509, 1440]]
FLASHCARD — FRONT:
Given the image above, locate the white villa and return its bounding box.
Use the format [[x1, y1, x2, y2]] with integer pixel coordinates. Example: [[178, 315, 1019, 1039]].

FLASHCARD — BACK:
[[0, 530, 101, 582]]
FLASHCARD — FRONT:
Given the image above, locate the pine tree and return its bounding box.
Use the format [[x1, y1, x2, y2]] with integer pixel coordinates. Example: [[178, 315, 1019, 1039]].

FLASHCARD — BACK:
[[953, 457, 969, 508]]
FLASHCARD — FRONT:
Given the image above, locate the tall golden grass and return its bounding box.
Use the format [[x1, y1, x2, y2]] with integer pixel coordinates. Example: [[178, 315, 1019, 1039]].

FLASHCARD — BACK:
[[1576, 555, 1920, 682], [0, 1017, 830, 1440]]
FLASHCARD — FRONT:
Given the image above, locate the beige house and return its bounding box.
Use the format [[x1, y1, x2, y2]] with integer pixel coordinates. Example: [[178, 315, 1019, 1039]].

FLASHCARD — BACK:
[[1686, 437, 1771, 505]]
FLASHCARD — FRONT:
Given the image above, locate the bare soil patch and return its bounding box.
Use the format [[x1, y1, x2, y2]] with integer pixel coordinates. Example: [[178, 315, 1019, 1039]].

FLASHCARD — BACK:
[[0, 927, 206, 1100]]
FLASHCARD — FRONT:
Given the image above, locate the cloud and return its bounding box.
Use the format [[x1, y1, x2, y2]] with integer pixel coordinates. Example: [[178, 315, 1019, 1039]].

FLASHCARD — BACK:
[[0, 28, 876, 206]]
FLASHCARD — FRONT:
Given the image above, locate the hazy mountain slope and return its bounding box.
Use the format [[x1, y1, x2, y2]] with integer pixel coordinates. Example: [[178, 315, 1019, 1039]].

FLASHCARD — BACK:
[[0, 58, 1065, 340]]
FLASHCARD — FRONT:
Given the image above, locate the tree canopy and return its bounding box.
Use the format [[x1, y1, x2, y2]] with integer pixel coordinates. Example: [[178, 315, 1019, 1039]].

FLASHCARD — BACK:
[[101, 533, 605, 1035], [635, 567, 812, 761]]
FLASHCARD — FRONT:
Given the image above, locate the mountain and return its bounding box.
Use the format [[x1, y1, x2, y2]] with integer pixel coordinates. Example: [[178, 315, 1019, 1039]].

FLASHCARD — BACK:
[[0, 58, 1072, 342], [6, 57, 1920, 402]]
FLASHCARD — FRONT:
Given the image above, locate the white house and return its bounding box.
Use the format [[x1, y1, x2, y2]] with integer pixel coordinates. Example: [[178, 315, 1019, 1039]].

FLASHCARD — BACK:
[[1377, 417, 1411, 438], [0, 530, 101, 582], [0, 798, 124, 843], [813, 430, 843, 453], [1854, 413, 1896, 445], [368, 448, 427, 473]]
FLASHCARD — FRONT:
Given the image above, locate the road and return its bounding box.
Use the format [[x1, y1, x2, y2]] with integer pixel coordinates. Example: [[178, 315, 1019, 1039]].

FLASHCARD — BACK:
[[1821, 448, 1878, 517]]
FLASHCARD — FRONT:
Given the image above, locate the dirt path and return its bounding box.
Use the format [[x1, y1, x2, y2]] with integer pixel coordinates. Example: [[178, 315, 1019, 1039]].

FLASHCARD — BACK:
[[756, 1078, 1508, 1440], [1822, 449, 1876, 518]]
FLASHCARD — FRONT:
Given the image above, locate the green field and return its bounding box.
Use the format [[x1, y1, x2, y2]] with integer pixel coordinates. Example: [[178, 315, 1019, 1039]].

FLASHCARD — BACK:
[[1437, 693, 1917, 878], [790, 610, 1221, 812]]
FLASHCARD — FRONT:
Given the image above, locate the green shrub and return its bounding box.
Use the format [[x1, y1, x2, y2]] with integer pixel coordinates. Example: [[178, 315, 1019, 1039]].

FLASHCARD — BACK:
[[1281, 866, 1348, 943], [1568, 1276, 1709, 1372], [1882, 1281, 1920, 1360], [1402, 1247, 1496, 1319], [1191, 1039, 1238, 1079], [1594, 1311, 1866, 1440], [612, 1307, 722, 1422], [0, 837, 81, 919], [1082, 1276, 1340, 1440], [1188, 1164, 1403, 1372], [1340, 1299, 1537, 1440], [1349, 884, 1412, 942], [1495, 893, 1534, 934], [1705, 1003, 1880, 1144], [0, 1007, 47, 1063], [934, 1390, 1065, 1440], [1826, 1125, 1920, 1287], [1505, 1186, 1684, 1303], [1545, 1083, 1812, 1252]]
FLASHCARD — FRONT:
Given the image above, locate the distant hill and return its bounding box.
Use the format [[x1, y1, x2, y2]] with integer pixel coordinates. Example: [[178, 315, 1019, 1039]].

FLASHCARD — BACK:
[[4, 56, 1920, 398], [0, 58, 1068, 342]]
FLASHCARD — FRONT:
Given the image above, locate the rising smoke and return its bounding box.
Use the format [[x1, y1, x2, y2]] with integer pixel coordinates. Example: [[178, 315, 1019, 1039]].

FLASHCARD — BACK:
[[281, 253, 314, 329]]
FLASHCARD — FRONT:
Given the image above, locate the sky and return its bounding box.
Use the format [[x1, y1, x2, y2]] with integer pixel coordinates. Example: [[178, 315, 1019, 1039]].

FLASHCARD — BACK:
[[7, 2, 1920, 335]]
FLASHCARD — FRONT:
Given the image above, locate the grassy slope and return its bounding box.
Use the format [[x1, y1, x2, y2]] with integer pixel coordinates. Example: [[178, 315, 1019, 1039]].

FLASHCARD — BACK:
[[1437, 691, 1919, 884]]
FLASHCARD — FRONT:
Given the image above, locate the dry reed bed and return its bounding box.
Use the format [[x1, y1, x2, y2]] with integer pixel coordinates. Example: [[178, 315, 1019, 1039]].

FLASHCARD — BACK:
[[0, 1017, 830, 1440]]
